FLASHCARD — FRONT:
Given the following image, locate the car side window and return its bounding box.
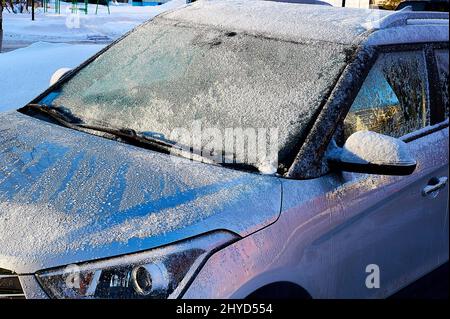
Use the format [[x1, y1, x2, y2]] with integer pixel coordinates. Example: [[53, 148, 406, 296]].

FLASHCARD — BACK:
[[435, 49, 449, 120], [342, 51, 430, 142]]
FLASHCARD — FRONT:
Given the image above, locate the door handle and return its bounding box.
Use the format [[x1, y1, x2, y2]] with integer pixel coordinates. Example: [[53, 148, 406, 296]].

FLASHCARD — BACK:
[[422, 177, 448, 197]]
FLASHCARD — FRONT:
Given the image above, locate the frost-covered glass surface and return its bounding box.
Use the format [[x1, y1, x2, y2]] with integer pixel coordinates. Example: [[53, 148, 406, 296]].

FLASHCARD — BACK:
[[344, 51, 429, 140], [46, 19, 348, 168], [435, 50, 449, 120]]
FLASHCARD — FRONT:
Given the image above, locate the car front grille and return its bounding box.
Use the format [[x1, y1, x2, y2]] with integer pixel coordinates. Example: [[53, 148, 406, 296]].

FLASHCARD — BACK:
[[0, 268, 25, 299]]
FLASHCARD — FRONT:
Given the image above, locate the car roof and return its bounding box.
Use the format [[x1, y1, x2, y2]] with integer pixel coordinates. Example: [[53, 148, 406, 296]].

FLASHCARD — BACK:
[[160, 0, 449, 46]]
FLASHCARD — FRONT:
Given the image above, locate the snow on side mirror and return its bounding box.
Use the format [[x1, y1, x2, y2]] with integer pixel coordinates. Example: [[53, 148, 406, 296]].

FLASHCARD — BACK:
[[49, 68, 72, 87], [328, 131, 417, 176]]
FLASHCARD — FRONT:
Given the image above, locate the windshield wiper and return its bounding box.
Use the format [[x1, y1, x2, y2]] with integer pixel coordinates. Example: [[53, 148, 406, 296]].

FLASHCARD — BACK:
[[80, 123, 219, 166], [22, 103, 174, 154], [22, 103, 83, 128], [22, 104, 261, 172], [77, 123, 176, 149]]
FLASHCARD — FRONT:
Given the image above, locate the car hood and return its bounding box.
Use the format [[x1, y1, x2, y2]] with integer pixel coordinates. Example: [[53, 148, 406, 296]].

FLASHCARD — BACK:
[[0, 112, 282, 273]]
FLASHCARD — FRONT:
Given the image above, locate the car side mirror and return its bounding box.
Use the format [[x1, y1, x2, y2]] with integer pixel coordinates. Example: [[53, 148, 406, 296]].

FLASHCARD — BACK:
[[49, 68, 72, 87], [328, 131, 417, 176]]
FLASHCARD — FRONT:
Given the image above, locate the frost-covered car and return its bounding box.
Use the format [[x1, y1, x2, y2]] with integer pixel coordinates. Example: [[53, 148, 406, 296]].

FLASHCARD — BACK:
[[0, 1, 449, 299]]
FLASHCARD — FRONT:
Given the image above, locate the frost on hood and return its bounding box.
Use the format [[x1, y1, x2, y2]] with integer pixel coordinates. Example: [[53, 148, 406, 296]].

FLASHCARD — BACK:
[[48, 16, 349, 172], [0, 113, 281, 270]]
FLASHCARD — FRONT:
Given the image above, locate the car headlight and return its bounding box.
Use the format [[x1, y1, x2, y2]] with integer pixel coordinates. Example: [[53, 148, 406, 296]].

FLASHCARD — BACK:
[[36, 231, 238, 299]]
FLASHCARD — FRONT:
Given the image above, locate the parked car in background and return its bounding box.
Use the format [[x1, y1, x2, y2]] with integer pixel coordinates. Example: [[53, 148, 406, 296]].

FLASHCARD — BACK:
[[373, 0, 449, 10], [0, 1, 448, 299], [266, 0, 332, 6], [396, 0, 450, 11]]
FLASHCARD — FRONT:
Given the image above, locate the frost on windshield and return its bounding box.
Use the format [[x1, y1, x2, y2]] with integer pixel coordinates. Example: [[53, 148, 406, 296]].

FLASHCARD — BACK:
[[50, 19, 348, 170], [343, 51, 430, 141]]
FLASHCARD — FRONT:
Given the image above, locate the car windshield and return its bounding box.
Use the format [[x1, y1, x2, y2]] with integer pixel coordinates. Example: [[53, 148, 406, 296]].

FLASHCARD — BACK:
[[41, 18, 349, 173]]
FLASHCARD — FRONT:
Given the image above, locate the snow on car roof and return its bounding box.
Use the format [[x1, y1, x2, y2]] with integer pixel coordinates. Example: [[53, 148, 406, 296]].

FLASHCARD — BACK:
[[160, 0, 393, 45]]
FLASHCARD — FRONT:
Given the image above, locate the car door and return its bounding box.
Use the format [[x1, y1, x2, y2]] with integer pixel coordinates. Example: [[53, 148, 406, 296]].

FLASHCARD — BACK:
[[429, 45, 450, 262], [331, 45, 449, 297], [283, 45, 449, 299]]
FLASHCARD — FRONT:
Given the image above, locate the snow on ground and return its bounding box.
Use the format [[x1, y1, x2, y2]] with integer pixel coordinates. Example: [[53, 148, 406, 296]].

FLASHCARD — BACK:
[[0, 1, 186, 112], [2, 1, 186, 45], [0, 42, 104, 111]]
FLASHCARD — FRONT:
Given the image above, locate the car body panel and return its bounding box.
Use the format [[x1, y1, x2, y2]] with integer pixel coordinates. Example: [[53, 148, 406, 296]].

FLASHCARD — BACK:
[[0, 112, 282, 274], [184, 127, 448, 299]]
